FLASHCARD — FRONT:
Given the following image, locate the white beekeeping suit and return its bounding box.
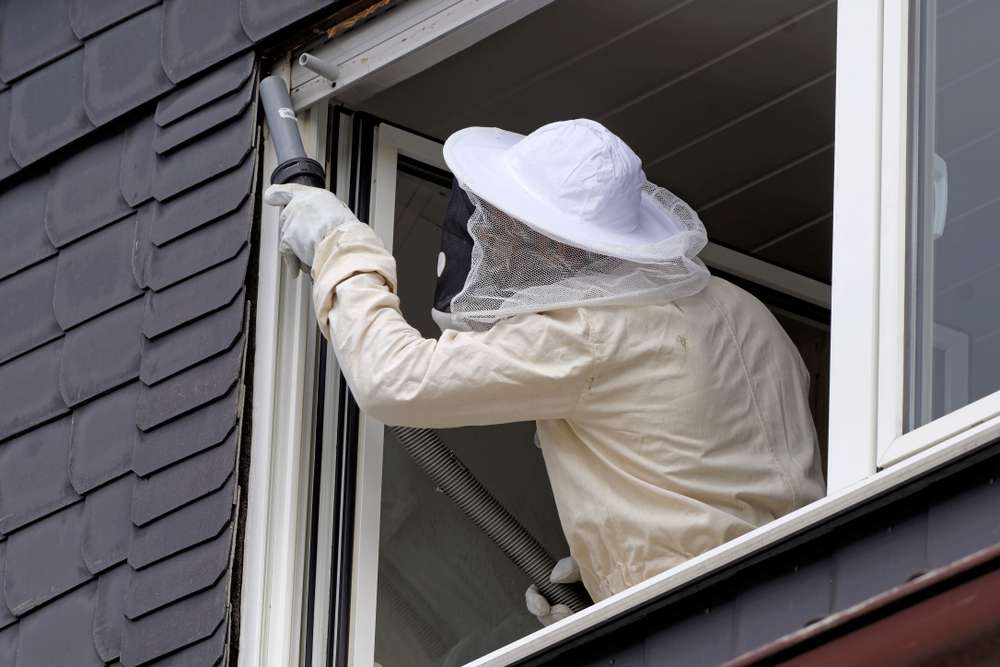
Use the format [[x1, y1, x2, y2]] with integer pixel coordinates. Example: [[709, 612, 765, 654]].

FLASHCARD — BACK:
[[265, 119, 825, 613]]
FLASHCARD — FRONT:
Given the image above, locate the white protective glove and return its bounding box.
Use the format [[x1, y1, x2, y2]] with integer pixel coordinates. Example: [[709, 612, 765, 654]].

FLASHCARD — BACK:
[[263, 183, 358, 276], [525, 556, 581, 626]]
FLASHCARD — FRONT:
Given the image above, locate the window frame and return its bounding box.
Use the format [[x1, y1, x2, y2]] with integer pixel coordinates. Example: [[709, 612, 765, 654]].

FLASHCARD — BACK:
[[874, 0, 1000, 468], [242, 2, 1000, 665]]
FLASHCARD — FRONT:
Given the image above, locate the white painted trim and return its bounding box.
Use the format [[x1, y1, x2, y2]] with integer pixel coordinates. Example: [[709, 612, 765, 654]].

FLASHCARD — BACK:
[[826, 0, 884, 493], [700, 242, 831, 309], [307, 111, 353, 665], [345, 122, 448, 667], [240, 64, 329, 667], [467, 406, 1000, 666], [875, 0, 911, 465], [290, 0, 555, 110]]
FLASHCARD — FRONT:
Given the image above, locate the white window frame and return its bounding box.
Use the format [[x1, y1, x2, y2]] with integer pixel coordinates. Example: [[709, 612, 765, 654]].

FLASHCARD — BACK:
[[874, 0, 1000, 468], [242, 2, 1000, 665]]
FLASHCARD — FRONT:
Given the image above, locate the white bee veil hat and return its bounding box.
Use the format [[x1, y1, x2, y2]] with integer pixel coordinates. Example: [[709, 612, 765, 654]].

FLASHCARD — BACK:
[[440, 119, 711, 326]]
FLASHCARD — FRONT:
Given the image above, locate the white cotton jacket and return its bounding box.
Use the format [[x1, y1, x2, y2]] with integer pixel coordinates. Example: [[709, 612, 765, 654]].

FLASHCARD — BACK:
[[312, 221, 826, 602]]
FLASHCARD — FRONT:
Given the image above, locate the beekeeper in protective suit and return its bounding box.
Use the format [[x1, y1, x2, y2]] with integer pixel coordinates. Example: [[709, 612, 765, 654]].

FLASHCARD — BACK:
[[266, 119, 825, 625]]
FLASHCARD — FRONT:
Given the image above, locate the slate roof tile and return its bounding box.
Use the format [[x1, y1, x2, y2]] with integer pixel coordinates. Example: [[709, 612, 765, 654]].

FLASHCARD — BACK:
[[16, 580, 103, 667], [83, 5, 172, 127], [143, 251, 248, 338], [0, 178, 56, 280], [69, 0, 160, 40], [142, 196, 251, 290], [240, 0, 337, 40], [154, 74, 255, 155], [94, 564, 131, 662], [0, 418, 77, 536], [136, 333, 245, 431], [120, 114, 157, 207], [140, 292, 245, 386], [0, 90, 17, 181], [0, 257, 61, 365], [0, 0, 80, 83], [132, 429, 238, 526], [132, 385, 240, 477], [144, 620, 226, 666], [121, 575, 227, 666], [60, 299, 144, 406], [0, 623, 16, 665], [53, 214, 143, 330], [82, 475, 136, 574], [125, 524, 232, 619], [149, 153, 255, 245], [68, 382, 139, 494], [0, 339, 69, 442], [161, 0, 252, 84], [43, 131, 132, 247], [128, 475, 235, 569], [155, 52, 254, 126], [3, 502, 89, 616], [152, 102, 256, 201], [9, 49, 93, 167], [0, 544, 17, 629]]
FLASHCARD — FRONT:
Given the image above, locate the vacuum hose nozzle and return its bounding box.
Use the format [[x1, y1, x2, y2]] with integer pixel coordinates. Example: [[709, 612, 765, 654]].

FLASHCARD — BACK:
[[259, 75, 326, 187]]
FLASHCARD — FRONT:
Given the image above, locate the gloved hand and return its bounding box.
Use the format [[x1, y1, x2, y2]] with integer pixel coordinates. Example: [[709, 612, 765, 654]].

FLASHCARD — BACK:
[[263, 183, 358, 276], [524, 556, 581, 626]]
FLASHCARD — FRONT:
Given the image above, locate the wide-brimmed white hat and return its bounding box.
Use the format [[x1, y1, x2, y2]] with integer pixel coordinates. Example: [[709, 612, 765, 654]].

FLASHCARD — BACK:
[[443, 119, 685, 263]]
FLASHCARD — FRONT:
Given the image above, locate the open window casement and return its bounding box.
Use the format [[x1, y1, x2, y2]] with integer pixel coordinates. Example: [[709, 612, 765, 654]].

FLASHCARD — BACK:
[[243, 1, 1000, 665], [875, 0, 1000, 468]]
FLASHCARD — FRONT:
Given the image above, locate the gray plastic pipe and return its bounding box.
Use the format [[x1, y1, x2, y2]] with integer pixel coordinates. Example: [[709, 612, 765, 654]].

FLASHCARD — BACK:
[[258, 75, 590, 613]]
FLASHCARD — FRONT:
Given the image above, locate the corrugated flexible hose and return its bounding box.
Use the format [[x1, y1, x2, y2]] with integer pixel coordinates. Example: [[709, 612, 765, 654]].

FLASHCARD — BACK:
[[390, 426, 591, 612]]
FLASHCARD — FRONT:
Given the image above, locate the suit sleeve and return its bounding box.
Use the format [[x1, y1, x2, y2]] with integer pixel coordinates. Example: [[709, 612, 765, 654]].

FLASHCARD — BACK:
[[310, 222, 598, 428]]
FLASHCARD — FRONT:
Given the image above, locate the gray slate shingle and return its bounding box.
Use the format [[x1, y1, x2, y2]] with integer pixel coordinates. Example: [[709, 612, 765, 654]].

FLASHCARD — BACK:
[[141, 619, 227, 667], [82, 476, 136, 575], [128, 475, 235, 569], [0, 339, 68, 442], [125, 524, 233, 619], [136, 332, 245, 430], [151, 102, 256, 200], [140, 292, 245, 385], [143, 252, 248, 338], [160, 0, 252, 84], [15, 580, 103, 667], [132, 428, 238, 526], [0, 90, 15, 180], [69, 0, 160, 40], [0, 624, 15, 665], [142, 195, 252, 290], [94, 563, 132, 662], [69, 382, 139, 494], [52, 214, 142, 330], [44, 130, 132, 247], [8, 49, 92, 167], [3, 502, 89, 616], [0, 418, 77, 535], [155, 52, 255, 126], [59, 299, 143, 406], [120, 575, 228, 666], [0, 544, 15, 630], [154, 73, 255, 154], [241, 0, 337, 40], [0, 178, 55, 280], [120, 114, 157, 207], [0, 0, 80, 83], [149, 152, 255, 245], [0, 258, 61, 365], [82, 5, 172, 127], [132, 384, 240, 477]]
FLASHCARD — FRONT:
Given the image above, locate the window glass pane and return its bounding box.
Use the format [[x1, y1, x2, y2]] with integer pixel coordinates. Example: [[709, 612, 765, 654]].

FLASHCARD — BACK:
[[906, 1, 999, 429], [373, 164, 570, 666]]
